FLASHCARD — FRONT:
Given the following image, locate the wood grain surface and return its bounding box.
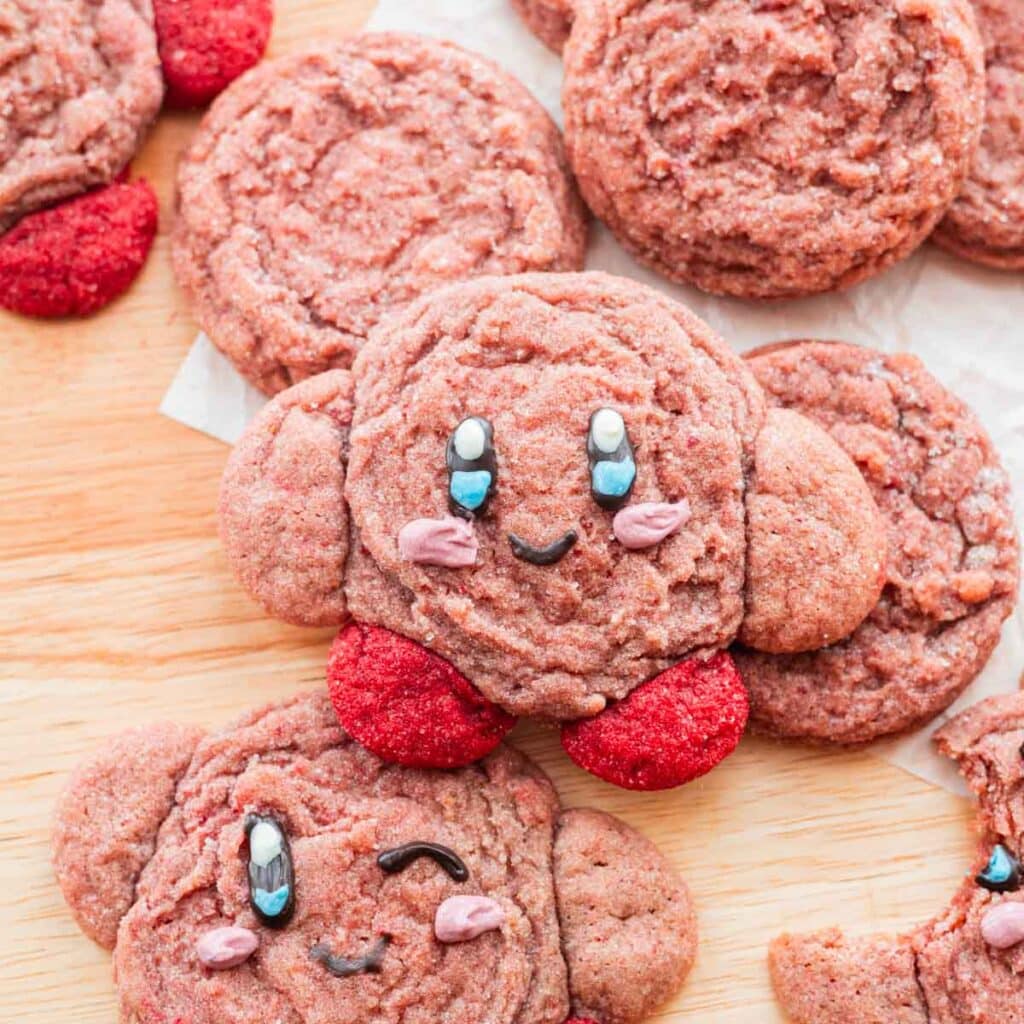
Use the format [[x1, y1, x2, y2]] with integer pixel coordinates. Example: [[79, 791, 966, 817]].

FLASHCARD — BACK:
[[0, 2, 985, 1021]]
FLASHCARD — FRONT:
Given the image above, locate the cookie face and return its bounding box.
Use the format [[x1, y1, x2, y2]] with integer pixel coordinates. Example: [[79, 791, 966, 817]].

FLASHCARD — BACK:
[[562, 0, 985, 298], [738, 341, 1019, 744], [512, 0, 576, 52], [345, 273, 762, 718], [770, 691, 1024, 1023], [932, 0, 1024, 269], [173, 33, 588, 395], [0, 0, 164, 233], [53, 693, 698, 1024], [220, 273, 890, 738]]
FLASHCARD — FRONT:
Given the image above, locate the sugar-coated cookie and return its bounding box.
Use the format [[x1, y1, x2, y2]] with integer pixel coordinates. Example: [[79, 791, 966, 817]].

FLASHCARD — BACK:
[[152, 0, 273, 108], [933, 0, 1024, 269], [174, 34, 587, 395], [562, 0, 986, 298], [737, 340, 1018, 744], [0, 178, 158, 317], [512, 0, 576, 52], [770, 691, 1024, 1023], [0, 0, 164, 233], [220, 272, 887, 787], [53, 692, 697, 1024]]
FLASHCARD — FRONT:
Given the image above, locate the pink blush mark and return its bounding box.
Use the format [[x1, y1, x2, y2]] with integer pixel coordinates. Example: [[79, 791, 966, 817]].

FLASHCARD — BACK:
[[613, 500, 691, 550], [398, 516, 478, 568], [196, 926, 259, 969], [981, 902, 1024, 949], [434, 895, 505, 943]]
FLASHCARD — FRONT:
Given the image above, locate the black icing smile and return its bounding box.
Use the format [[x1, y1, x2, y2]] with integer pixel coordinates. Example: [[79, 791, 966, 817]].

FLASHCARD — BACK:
[[508, 530, 578, 565], [310, 936, 390, 978]]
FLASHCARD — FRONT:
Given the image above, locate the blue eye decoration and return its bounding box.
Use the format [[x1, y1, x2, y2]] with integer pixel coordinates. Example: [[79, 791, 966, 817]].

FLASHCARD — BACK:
[[245, 814, 295, 928], [447, 417, 497, 517], [976, 843, 1022, 893], [587, 408, 636, 511]]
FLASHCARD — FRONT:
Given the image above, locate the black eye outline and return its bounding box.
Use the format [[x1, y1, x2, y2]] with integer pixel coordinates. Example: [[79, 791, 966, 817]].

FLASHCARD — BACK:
[[587, 408, 637, 511], [377, 841, 469, 882], [245, 814, 296, 928], [446, 416, 497, 518]]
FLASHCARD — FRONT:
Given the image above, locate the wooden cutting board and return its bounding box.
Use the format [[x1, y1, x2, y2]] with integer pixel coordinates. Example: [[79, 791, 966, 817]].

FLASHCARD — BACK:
[[0, 2, 982, 1021]]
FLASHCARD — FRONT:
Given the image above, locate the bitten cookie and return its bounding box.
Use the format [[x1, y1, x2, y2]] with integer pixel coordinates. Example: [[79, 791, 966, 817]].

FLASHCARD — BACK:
[[219, 271, 887, 788], [770, 691, 1024, 1023], [0, 0, 164, 232], [932, 0, 1024, 269], [512, 0, 576, 52], [53, 692, 697, 1024], [737, 340, 1019, 744], [562, 0, 986, 298], [173, 33, 588, 395]]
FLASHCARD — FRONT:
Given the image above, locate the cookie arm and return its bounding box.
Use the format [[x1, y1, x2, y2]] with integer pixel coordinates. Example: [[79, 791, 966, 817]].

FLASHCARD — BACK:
[[740, 408, 887, 653], [553, 809, 697, 1024], [52, 723, 203, 949], [219, 370, 355, 626]]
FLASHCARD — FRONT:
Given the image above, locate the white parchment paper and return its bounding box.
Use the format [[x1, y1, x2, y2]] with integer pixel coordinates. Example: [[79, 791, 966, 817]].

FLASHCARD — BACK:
[[160, 0, 1024, 794]]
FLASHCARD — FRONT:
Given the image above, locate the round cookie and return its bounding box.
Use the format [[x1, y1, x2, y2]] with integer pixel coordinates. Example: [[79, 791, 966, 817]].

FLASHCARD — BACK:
[[53, 691, 697, 1024], [512, 0, 576, 53], [562, 0, 986, 298], [173, 33, 588, 395], [737, 340, 1019, 744], [343, 271, 764, 720], [932, 0, 1024, 269], [770, 691, 1024, 1023], [0, 0, 164, 233]]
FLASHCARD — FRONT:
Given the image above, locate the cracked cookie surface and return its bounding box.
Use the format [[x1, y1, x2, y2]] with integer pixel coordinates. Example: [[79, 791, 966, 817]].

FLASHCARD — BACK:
[[737, 340, 1018, 744], [770, 691, 1024, 1023], [0, 0, 164, 232], [173, 33, 586, 395], [562, 0, 985, 297], [933, 0, 1024, 269]]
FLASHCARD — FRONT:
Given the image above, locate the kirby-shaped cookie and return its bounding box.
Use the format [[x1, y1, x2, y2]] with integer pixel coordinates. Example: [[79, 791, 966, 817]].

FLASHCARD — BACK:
[[53, 692, 697, 1024], [771, 690, 1024, 1023], [219, 272, 887, 789]]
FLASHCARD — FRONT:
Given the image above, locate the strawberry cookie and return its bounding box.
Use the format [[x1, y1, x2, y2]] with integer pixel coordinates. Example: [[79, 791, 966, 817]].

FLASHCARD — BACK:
[[53, 691, 697, 1024], [562, 0, 986, 298], [512, 0, 577, 52], [218, 272, 888, 788], [173, 34, 587, 395], [738, 341, 1019, 744], [771, 691, 1024, 1022], [933, 0, 1024, 269], [0, 0, 271, 317]]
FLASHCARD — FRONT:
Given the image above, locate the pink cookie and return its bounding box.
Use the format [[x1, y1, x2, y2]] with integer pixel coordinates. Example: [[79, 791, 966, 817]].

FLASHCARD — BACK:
[[770, 691, 1024, 1022], [562, 0, 985, 298], [0, 0, 164, 233], [932, 0, 1024, 269], [512, 0, 577, 52], [174, 33, 587, 394], [53, 692, 697, 1024], [738, 340, 1018, 744], [220, 272, 886, 787]]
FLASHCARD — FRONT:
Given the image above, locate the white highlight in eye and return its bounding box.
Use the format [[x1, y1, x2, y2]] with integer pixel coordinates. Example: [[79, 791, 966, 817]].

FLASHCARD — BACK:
[[249, 820, 283, 867], [591, 408, 625, 453], [453, 418, 486, 461]]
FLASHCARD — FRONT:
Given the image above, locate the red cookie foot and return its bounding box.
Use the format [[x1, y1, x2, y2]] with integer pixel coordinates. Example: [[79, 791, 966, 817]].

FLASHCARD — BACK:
[[327, 623, 517, 769], [153, 0, 273, 108], [0, 179, 158, 318], [561, 652, 749, 791]]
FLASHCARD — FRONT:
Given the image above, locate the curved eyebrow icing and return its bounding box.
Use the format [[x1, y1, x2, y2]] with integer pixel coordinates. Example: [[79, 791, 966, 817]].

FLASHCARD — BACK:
[[376, 841, 469, 882]]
